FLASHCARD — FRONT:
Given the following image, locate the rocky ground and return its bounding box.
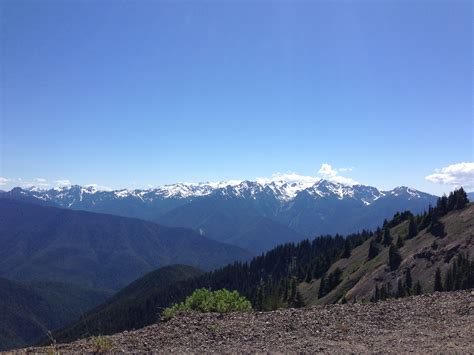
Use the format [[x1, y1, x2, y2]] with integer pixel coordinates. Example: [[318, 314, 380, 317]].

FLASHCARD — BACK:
[[14, 290, 474, 354]]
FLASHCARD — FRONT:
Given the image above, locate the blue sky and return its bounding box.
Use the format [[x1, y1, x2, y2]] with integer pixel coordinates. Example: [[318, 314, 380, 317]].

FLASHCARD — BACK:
[[1, 0, 472, 194]]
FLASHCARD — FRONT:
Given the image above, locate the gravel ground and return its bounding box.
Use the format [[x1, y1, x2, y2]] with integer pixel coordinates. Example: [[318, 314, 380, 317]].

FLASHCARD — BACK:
[[15, 290, 474, 354]]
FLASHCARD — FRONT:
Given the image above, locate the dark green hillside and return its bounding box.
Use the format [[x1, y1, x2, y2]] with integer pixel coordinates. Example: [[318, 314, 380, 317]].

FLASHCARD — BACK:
[[53, 231, 371, 343], [0, 278, 110, 351], [46, 265, 203, 344], [0, 199, 251, 291]]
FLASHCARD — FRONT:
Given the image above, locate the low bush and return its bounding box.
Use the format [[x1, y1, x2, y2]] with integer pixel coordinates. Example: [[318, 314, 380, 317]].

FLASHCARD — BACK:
[[162, 288, 252, 320]]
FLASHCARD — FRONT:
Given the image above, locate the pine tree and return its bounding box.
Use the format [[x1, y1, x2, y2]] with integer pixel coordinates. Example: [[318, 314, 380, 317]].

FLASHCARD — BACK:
[[368, 239, 379, 260], [375, 227, 383, 243], [341, 294, 347, 304], [444, 269, 453, 291], [293, 291, 305, 308], [388, 244, 402, 271], [374, 284, 380, 302], [454, 187, 469, 210], [407, 217, 418, 239], [289, 278, 297, 301], [436, 195, 448, 216], [318, 275, 326, 299], [383, 228, 392, 246], [342, 239, 352, 258], [414, 281, 422, 295], [429, 213, 446, 238], [397, 279, 405, 298], [405, 268, 412, 290], [396, 236, 404, 248], [434, 267, 443, 292]]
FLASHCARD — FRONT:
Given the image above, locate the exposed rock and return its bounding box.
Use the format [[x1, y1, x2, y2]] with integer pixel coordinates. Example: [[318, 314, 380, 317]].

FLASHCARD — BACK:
[[17, 290, 473, 354]]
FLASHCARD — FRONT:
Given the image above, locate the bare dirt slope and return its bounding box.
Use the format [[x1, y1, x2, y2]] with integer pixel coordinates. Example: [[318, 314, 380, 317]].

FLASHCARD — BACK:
[[16, 290, 473, 354]]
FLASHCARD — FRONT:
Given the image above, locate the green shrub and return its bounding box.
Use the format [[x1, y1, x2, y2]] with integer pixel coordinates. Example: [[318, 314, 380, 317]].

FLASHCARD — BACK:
[[91, 335, 112, 353], [162, 288, 252, 320]]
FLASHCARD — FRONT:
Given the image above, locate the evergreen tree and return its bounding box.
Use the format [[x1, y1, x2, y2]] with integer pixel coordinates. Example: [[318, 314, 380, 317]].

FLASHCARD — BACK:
[[434, 267, 443, 292], [442, 253, 473, 291], [388, 244, 402, 271], [326, 268, 343, 292], [341, 294, 347, 304], [342, 239, 352, 258], [397, 279, 405, 298], [396, 236, 404, 248], [375, 227, 383, 243], [436, 195, 448, 216], [368, 239, 379, 260], [458, 188, 469, 209], [289, 278, 297, 301], [444, 268, 453, 291], [414, 281, 422, 295], [429, 213, 446, 238], [293, 291, 305, 308], [374, 284, 380, 302], [318, 275, 326, 299], [405, 268, 412, 290], [451, 187, 469, 210], [383, 228, 392, 246], [407, 217, 418, 239]]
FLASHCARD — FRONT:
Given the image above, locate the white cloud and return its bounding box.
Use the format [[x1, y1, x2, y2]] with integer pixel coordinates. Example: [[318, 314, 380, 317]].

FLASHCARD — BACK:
[[33, 178, 50, 188], [426, 162, 474, 190], [54, 179, 73, 187], [318, 163, 359, 186], [256, 172, 320, 185], [255, 165, 358, 187], [0, 177, 10, 186], [18, 178, 50, 189], [318, 164, 338, 178]]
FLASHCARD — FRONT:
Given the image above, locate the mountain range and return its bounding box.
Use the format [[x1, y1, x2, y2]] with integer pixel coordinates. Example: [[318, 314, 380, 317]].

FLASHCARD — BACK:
[[0, 199, 251, 291], [1, 179, 438, 253]]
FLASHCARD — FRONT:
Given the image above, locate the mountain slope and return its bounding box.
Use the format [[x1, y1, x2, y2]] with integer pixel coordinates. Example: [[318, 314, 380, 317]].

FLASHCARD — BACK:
[[0, 278, 110, 351], [0, 199, 252, 291], [300, 204, 474, 305], [157, 197, 304, 254], [50, 265, 203, 343]]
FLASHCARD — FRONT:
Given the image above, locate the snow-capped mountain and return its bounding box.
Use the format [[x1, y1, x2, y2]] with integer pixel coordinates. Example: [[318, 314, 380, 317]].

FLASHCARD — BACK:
[[3, 178, 432, 206], [2, 178, 438, 254]]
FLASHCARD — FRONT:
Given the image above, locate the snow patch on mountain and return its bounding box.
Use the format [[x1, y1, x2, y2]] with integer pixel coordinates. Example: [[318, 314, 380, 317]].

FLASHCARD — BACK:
[[4, 176, 432, 207]]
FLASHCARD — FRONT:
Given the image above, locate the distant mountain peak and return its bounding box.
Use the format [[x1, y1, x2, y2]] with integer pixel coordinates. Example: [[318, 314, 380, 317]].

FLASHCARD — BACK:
[[4, 178, 433, 208]]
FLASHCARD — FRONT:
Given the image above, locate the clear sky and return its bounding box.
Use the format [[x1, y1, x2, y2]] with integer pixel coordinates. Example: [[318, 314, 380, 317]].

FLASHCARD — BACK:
[[1, 0, 472, 194]]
